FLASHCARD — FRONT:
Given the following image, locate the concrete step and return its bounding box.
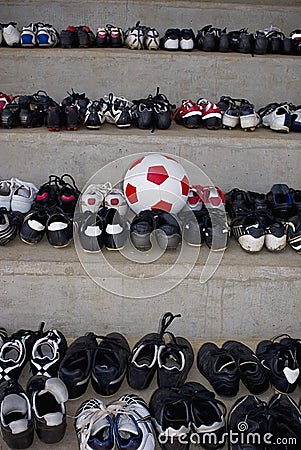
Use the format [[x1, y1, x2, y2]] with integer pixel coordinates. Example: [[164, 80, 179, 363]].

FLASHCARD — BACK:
[[1, 125, 300, 193], [1, 237, 300, 340], [1, 338, 300, 450], [1, 0, 300, 36], [1, 48, 300, 108]]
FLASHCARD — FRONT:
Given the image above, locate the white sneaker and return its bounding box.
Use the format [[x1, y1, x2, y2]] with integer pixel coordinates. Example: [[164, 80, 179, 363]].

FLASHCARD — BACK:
[[105, 188, 128, 216], [80, 182, 112, 213], [11, 178, 38, 213], [3, 23, 20, 46], [36, 24, 59, 47], [0, 180, 15, 210], [125, 26, 144, 49], [261, 104, 291, 132], [145, 28, 160, 50], [20, 23, 37, 47]]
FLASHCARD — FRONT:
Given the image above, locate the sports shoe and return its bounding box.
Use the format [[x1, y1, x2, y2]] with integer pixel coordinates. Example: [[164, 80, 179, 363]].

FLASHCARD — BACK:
[[172, 100, 202, 128], [20, 23, 37, 47], [125, 22, 145, 50], [113, 394, 155, 450], [203, 209, 229, 251], [267, 393, 301, 449], [46, 104, 62, 131], [127, 312, 181, 390], [197, 342, 240, 397], [259, 103, 291, 133], [80, 182, 111, 213], [30, 323, 67, 377], [32, 175, 61, 209], [1, 97, 20, 128], [10, 178, 38, 214], [61, 89, 90, 130], [287, 214, 301, 253], [132, 87, 174, 131], [187, 186, 203, 211], [106, 24, 124, 47], [149, 385, 190, 450], [253, 29, 268, 54], [19, 89, 57, 128], [130, 209, 158, 249], [77, 25, 95, 48], [74, 398, 114, 450], [291, 105, 301, 132], [222, 340, 269, 394], [230, 212, 265, 253], [76, 210, 105, 253], [26, 375, 68, 443], [222, 97, 240, 129], [179, 28, 195, 51], [155, 210, 181, 250], [239, 99, 261, 131], [59, 333, 98, 399], [91, 333, 130, 396], [237, 29, 253, 53], [0, 179, 15, 210], [162, 28, 180, 50], [20, 209, 48, 245], [197, 98, 222, 130], [228, 395, 267, 450], [157, 333, 194, 389], [266, 183, 294, 220], [60, 25, 79, 48], [196, 25, 221, 51], [57, 173, 80, 216], [265, 29, 285, 54], [46, 209, 73, 248], [84, 99, 105, 129], [145, 27, 160, 50], [256, 335, 300, 393], [0, 92, 13, 114], [36, 23, 59, 47], [181, 209, 206, 247], [2, 22, 20, 46], [96, 27, 108, 47], [102, 207, 129, 250], [0, 380, 34, 449], [104, 93, 133, 127], [0, 208, 23, 246]]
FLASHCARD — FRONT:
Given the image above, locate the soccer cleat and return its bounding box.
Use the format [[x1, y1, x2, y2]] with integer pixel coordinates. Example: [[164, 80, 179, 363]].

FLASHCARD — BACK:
[[181, 209, 206, 247], [196, 25, 220, 51], [61, 89, 90, 130], [197, 98, 222, 130], [132, 87, 174, 131], [223, 340, 269, 394], [256, 335, 300, 393], [162, 28, 180, 50], [74, 398, 114, 450], [291, 106, 301, 132], [36, 23, 59, 47], [59, 333, 98, 399], [1, 98, 20, 128], [230, 212, 265, 253], [46, 210, 73, 248], [197, 342, 240, 397], [104, 188, 128, 216], [10, 178, 38, 214], [130, 209, 158, 249], [0, 208, 23, 246], [157, 334, 194, 389], [77, 211, 105, 253], [2, 22, 20, 46], [60, 25, 79, 48], [222, 98, 240, 129], [57, 173, 80, 216], [0, 380, 34, 449], [26, 375, 68, 444], [253, 29, 268, 54], [80, 182, 111, 213], [259, 103, 291, 132], [287, 215, 301, 253], [84, 99, 105, 129], [32, 175, 61, 209], [0, 92, 14, 114], [30, 323, 67, 377], [125, 22, 145, 50], [96, 27, 108, 47], [228, 395, 268, 450], [179, 28, 195, 51], [46, 104, 62, 131], [103, 207, 129, 250], [106, 24, 124, 47], [239, 99, 261, 131], [172, 100, 202, 128], [113, 394, 155, 450], [145, 27, 160, 50], [104, 93, 133, 127], [91, 333, 130, 396], [20, 209, 48, 245], [187, 186, 203, 211], [155, 209, 181, 250], [203, 209, 230, 251], [20, 23, 37, 47], [266, 183, 293, 221], [77, 25, 95, 48]]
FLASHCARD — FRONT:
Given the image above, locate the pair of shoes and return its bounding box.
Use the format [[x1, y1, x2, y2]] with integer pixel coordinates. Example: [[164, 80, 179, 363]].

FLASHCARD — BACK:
[[80, 181, 128, 215], [19, 90, 58, 128], [219, 96, 261, 131], [172, 99, 222, 129], [259, 102, 300, 133], [103, 93, 133, 127], [197, 340, 269, 397], [75, 394, 155, 450], [162, 28, 195, 51], [60, 25, 95, 48], [59, 89, 90, 131], [76, 206, 129, 252], [130, 209, 181, 250], [20, 174, 80, 247], [256, 334, 300, 393], [132, 87, 175, 131], [59, 332, 130, 399], [128, 312, 193, 390], [1, 22, 20, 46], [96, 24, 124, 47], [21, 22, 59, 47], [125, 21, 160, 50], [0, 177, 38, 213], [0, 377, 68, 448], [150, 381, 226, 450], [228, 393, 301, 450]]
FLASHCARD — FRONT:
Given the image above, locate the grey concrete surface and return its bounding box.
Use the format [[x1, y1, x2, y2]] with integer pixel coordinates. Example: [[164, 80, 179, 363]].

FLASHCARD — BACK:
[[0, 125, 300, 193], [1, 0, 301, 36], [0, 238, 300, 340], [1, 338, 299, 450], [0, 48, 300, 108]]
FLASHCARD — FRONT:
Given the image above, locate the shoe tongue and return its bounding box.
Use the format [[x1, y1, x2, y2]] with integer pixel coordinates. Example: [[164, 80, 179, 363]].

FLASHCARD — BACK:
[[283, 367, 299, 384], [44, 412, 63, 426], [91, 416, 111, 436], [117, 416, 138, 435], [9, 418, 28, 434]]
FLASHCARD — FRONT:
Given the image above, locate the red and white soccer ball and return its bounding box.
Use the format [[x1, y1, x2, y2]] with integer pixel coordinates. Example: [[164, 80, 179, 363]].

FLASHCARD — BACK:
[[123, 153, 190, 214]]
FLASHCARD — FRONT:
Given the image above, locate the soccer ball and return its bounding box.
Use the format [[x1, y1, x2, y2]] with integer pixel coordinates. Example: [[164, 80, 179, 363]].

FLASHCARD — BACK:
[[123, 153, 190, 214]]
